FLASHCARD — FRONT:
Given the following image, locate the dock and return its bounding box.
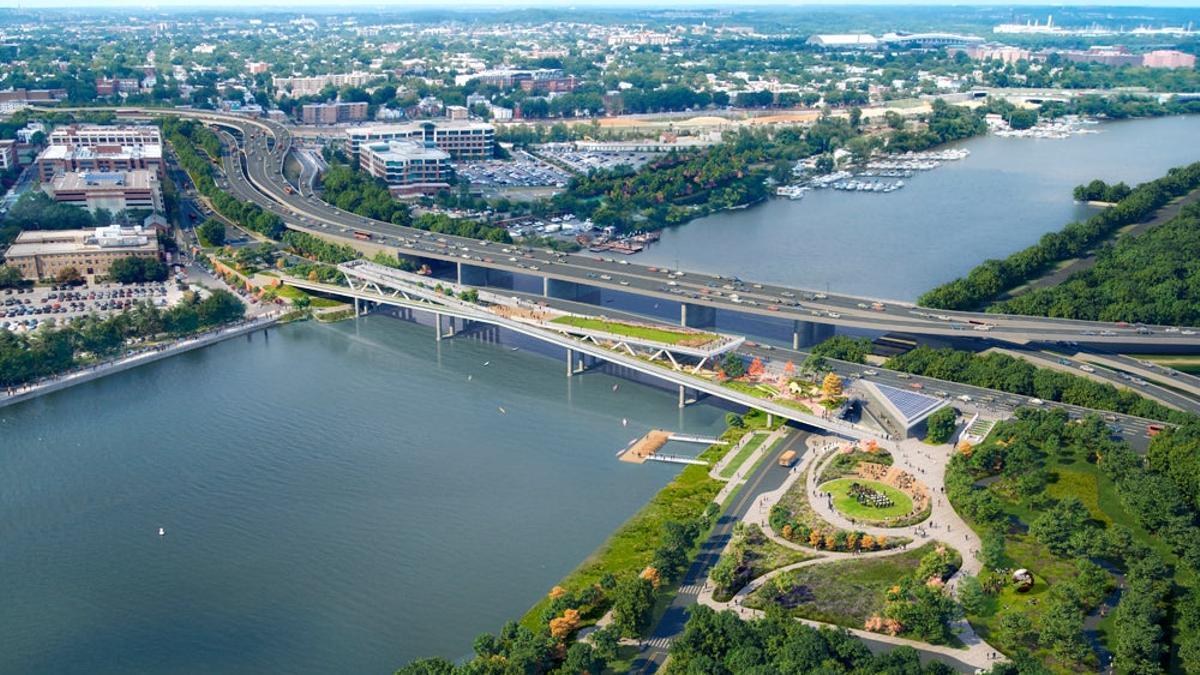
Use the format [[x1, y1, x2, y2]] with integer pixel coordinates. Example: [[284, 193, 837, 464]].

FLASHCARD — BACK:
[[618, 430, 672, 464], [618, 429, 721, 465]]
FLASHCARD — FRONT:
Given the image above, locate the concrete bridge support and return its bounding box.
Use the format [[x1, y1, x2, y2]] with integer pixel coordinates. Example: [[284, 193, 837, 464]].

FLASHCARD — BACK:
[[566, 348, 575, 377], [681, 302, 717, 329], [544, 278, 602, 304], [792, 320, 836, 349], [679, 385, 686, 408], [458, 262, 515, 289], [434, 312, 443, 341]]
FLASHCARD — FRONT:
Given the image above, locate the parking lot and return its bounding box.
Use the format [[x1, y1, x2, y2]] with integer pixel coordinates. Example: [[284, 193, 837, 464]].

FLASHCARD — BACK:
[[456, 152, 572, 188], [2, 282, 183, 333], [535, 147, 658, 173]]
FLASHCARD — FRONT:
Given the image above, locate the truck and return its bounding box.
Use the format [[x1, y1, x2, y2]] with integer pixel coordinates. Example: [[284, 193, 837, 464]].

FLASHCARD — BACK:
[[778, 450, 798, 468], [1147, 423, 1165, 437], [353, 230, 372, 241]]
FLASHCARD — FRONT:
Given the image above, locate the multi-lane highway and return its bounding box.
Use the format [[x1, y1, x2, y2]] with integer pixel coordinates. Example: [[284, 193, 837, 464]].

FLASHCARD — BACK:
[[80, 106, 1200, 353]]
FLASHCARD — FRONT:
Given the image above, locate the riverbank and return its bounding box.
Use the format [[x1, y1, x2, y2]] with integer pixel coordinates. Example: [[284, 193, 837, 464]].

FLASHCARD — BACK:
[[519, 415, 774, 631], [1002, 184, 1200, 299], [0, 313, 280, 410]]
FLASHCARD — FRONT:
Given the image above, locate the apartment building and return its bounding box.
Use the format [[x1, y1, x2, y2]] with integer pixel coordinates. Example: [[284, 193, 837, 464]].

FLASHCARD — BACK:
[[48, 124, 162, 148], [38, 144, 164, 182], [300, 101, 369, 125], [272, 72, 374, 97]]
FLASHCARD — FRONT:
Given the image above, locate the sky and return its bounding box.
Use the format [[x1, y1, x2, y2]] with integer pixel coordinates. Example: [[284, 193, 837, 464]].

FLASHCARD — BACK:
[[4, 0, 1200, 8]]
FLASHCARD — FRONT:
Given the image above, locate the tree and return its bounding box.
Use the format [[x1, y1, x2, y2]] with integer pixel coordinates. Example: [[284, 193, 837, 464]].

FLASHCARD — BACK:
[[197, 219, 226, 247], [55, 266, 82, 285], [610, 575, 655, 637], [721, 352, 746, 379], [0, 265, 24, 288], [925, 407, 957, 444], [725, 412, 744, 429], [821, 372, 842, 398], [1029, 497, 1090, 556]]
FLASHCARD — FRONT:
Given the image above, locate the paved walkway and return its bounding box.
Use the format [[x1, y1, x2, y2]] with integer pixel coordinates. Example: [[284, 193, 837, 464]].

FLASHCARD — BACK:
[[695, 434, 1003, 672]]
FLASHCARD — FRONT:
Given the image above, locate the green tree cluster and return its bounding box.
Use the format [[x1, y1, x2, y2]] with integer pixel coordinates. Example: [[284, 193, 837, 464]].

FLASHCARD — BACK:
[[665, 604, 960, 675], [0, 290, 243, 387], [886, 346, 1193, 425], [809, 335, 873, 364], [993, 201, 1200, 325], [920, 160, 1200, 310], [108, 255, 168, 284]]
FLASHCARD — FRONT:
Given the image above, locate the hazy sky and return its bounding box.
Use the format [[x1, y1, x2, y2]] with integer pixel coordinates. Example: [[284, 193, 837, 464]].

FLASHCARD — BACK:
[[5, 0, 1200, 8]]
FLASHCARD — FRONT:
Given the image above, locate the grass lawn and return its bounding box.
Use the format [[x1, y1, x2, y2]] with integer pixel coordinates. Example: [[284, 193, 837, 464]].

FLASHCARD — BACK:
[[274, 284, 346, 308], [745, 543, 948, 630], [820, 478, 914, 521], [719, 433, 772, 480], [550, 315, 717, 346]]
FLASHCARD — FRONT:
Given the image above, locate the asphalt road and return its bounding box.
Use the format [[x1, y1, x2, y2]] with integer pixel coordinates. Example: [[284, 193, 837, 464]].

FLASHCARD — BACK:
[[79, 106, 1200, 350], [630, 429, 807, 674]]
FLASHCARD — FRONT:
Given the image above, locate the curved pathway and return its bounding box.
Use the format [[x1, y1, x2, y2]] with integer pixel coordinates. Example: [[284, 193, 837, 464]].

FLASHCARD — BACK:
[[696, 434, 1003, 672]]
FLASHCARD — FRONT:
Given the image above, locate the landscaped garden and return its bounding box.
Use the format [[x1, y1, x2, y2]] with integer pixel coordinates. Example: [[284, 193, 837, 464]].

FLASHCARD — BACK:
[[948, 407, 1200, 674], [550, 315, 718, 347], [821, 478, 914, 520], [770, 466, 910, 553], [817, 445, 893, 483], [744, 542, 963, 644], [708, 523, 817, 601]]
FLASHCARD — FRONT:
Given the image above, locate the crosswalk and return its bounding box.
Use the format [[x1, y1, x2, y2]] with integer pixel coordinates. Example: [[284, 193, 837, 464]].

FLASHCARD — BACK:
[[645, 636, 673, 650], [677, 583, 705, 596]]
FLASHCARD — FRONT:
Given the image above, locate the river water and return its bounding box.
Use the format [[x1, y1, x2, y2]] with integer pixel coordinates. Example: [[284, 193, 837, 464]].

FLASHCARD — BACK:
[[4, 115, 1198, 674], [0, 318, 724, 674], [637, 115, 1200, 300]]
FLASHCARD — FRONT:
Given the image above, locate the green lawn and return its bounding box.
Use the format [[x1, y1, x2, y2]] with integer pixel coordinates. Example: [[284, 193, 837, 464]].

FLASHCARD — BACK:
[[274, 284, 346, 308], [820, 478, 914, 521], [719, 433, 772, 480], [745, 543, 949, 629], [550, 315, 717, 346]]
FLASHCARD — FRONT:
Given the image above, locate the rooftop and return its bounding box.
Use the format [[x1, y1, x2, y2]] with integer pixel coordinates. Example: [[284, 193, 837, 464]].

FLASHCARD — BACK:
[[39, 144, 163, 162]]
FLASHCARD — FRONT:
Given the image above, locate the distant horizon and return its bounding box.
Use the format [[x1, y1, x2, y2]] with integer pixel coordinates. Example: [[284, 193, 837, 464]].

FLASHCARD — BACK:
[[3, 1, 1200, 10]]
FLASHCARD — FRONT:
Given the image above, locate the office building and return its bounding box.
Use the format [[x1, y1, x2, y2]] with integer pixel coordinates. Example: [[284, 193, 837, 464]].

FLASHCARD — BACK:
[[37, 144, 164, 181], [345, 120, 494, 159], [48, 124, 162, 148], [3, 225, 161, 281], [358, 140, 452, 189], [0, 140, 15, 171], [47, 170, 163, 214]]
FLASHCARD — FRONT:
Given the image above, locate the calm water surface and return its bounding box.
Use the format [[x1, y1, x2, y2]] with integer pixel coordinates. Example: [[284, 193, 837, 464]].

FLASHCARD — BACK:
[[1, 319, 724, 673], [637, 115, 1200, 300], [5, 115, 1198, 673]]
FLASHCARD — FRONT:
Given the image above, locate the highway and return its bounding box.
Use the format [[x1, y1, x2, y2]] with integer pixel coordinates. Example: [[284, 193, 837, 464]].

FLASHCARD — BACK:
[[495, 290, 1166, 450], [76, 106, 1200, 352]]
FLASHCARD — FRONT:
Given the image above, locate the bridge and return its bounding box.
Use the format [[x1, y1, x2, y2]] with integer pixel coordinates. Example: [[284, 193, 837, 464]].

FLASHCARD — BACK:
[[58, 106, 1200, 354], [278, 260, 887, 441]]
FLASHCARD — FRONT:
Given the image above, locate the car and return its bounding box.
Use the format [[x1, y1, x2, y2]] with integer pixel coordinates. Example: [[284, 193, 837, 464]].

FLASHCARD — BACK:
[[863, 369, 878, 376]]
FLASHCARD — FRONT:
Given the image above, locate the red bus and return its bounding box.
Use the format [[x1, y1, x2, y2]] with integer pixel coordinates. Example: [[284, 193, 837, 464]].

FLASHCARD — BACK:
[[353, 231, 372, 240]]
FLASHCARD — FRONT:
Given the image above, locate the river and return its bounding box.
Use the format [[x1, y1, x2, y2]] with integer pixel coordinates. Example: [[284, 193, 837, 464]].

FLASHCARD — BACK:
[[636, 114, 1200, 300], [4, 115, 1198, 674], [0, 318, 724, 674]]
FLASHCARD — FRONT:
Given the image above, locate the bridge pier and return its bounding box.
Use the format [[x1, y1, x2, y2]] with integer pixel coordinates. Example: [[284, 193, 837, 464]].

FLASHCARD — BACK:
[[792, 320, 835, 349], [681, 302, 717, 329], [678, 385, 686, 408], [545, 278, 602, 304], [354, 297, 360, 316], [566, 348, 575, 377], [434, 312, 443, 341]]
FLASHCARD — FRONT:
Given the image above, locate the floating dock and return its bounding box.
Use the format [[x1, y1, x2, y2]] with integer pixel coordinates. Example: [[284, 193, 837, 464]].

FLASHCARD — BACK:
[[618, 430, 723, 465]]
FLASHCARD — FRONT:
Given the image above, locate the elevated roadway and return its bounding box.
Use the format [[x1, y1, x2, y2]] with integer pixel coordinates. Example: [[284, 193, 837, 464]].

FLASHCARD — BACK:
[[69, 106, 1200, 352]]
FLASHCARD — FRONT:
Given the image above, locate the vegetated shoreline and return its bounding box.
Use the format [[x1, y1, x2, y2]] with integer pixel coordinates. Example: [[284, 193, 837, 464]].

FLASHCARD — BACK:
[[917, 156, 1200, 313]]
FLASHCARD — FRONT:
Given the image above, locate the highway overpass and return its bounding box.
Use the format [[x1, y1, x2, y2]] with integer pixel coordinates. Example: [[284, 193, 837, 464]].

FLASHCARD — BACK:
[[67, 106, 1200, 353]]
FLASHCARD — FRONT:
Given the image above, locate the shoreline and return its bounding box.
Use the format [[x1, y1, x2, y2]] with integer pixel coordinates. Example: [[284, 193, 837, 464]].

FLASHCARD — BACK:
[[0, 314, 281, 410]]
